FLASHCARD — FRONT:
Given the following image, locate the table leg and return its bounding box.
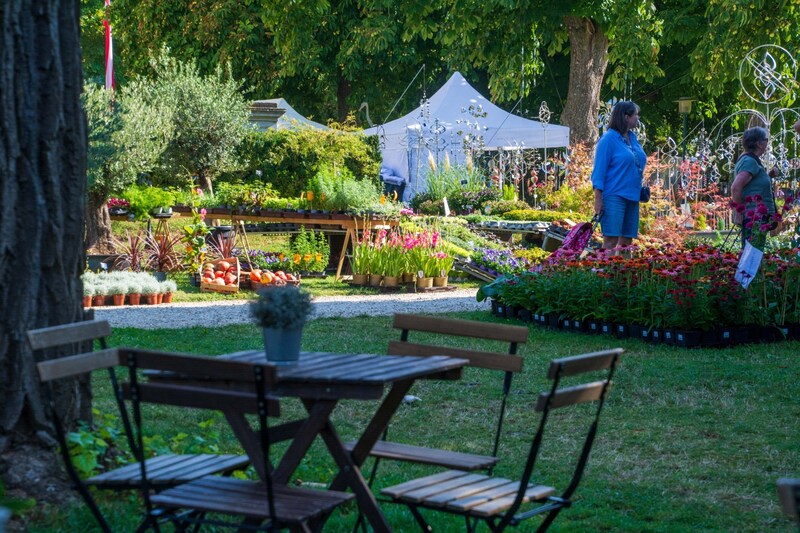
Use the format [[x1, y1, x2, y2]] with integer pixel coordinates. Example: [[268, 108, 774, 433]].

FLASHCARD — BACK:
[[272, 400, 337, 484], [335, 228, 352, 281], [302, 400, 393, 533]]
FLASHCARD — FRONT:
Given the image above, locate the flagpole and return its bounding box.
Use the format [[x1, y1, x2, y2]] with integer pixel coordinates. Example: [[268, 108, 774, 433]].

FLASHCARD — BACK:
[[103, 0, 115, 90]]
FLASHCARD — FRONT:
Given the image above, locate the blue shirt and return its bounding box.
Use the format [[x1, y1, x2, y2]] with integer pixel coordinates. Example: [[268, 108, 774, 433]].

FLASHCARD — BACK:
[[591, 129, 647, 202]]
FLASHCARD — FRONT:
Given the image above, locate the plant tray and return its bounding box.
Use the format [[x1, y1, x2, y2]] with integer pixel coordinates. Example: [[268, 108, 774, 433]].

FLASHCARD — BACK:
[[251, 279, 301, 292], [200, 257, 240, 294]]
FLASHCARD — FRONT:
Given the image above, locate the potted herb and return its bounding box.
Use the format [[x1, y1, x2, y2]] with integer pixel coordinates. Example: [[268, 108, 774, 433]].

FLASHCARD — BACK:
[[127, 278, 142, 306], [82, 281, 94, 308], [160, 279, 177, 304], [250, 286, 313, 365]]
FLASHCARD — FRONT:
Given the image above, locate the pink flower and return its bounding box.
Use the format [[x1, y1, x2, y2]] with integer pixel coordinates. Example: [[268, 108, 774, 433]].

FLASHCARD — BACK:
[[756, 204, 769, 215], [753, 194, 763, 202], [199, 208, 207, 220], [196, 188, 204, 197]]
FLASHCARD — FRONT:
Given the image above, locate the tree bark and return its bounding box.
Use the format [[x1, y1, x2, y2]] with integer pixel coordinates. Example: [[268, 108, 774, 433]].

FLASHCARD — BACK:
[[560, 16, 609, 150], [0, 0, 89, 501], [337, 74, 352, 123], [85, 191, 114, 253]]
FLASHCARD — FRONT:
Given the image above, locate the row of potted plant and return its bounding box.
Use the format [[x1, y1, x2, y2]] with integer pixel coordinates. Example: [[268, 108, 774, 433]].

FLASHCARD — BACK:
[[82, 272, 177, 307], [351, 227, 455, 288], [478, 244, 800, 346]]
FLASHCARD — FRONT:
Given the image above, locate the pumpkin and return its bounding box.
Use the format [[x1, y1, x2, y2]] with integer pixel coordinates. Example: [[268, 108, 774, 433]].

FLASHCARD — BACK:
[[249, 270, 262, 282], [217, 260, 231, 271]]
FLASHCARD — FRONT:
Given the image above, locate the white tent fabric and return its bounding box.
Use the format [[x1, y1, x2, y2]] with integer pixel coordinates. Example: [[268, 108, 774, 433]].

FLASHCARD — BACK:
[[264, 98, 330, 130], [363, 72, 569, 201]]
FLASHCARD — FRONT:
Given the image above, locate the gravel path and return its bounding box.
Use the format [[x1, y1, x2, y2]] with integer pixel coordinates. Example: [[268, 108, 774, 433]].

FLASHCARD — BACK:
[[92, 288, 489, 329]]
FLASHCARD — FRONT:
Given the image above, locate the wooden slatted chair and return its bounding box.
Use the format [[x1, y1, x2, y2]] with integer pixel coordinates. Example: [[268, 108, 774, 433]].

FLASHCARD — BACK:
[[119, 348, 354, 531], [346, 313, 528, 474], [28, 321, 250, 532], [778, 478, 800, 525], [381, 348, 624, 533]]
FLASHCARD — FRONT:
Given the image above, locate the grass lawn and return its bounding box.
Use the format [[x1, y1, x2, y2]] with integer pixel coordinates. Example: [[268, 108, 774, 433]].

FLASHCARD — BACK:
[[21, 312, 799, 532]]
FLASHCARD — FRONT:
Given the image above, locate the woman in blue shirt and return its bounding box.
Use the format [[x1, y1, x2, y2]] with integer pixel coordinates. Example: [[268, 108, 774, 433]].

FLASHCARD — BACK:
[[591, 101, 647, 249]]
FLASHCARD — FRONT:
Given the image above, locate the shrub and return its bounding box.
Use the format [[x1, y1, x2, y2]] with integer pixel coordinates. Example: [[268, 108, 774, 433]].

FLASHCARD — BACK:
[[484, 199, 529, 215], [227, 128, 381, 198], [501, 209, 586, 222]]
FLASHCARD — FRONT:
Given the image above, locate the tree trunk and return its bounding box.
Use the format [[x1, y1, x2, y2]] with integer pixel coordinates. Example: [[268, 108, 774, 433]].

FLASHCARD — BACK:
[[85, 191, 114, 253], [0, 0, 89, 502], [337, 74, 352, 123], [198, 170, 214, 196], [560, 16, 609, 150]]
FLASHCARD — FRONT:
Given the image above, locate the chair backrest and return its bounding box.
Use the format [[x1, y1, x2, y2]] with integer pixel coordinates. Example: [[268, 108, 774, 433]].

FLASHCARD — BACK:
[[27, 319, 119, 533], [778, 478, 800, 523], [499, 348, 624, 530], [388, 313, 528, 460]]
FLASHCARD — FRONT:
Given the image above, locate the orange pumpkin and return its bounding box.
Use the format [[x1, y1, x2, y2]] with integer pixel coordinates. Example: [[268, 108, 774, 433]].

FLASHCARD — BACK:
[[217, 260, 231, 271], [249, 269, 262, 282]]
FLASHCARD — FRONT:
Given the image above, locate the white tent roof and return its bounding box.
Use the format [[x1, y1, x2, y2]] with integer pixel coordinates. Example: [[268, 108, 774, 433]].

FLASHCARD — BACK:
[[363, 71, 569, 151], [264, 98, 329, 130]]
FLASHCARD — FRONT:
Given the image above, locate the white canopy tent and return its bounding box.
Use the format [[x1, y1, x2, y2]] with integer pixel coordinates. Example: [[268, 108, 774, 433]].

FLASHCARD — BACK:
[[263, 98, 330, 131], [363, 72, 569, 201]]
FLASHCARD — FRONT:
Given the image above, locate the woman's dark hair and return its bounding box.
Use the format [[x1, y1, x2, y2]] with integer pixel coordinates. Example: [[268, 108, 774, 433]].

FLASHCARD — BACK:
[[608, 101, 640, 133], [742, 127, 769, 152]]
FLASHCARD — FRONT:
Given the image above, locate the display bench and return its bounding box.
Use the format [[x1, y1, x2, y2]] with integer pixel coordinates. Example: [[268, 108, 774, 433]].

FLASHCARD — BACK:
[[229, 213, 398, 281], [110, 209, 399, 281]]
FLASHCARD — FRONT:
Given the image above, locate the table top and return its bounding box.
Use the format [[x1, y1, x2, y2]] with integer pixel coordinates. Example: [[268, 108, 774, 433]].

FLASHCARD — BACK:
[[220, 350, 467, 400]]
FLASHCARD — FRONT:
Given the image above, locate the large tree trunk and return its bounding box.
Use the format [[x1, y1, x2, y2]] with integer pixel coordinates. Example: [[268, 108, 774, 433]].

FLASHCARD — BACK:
[[85, 191, 114, 253], [0, 0, 89, 503], [560, 16, 609, 150]]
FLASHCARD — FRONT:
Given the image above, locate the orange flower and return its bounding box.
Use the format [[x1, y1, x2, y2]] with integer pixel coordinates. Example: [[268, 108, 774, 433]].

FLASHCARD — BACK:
[[293, 253, 301, 263]]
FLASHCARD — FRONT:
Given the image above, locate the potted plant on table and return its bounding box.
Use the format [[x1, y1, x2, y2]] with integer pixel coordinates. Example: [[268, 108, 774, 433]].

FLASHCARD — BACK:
[[250, 286, 313, 365]]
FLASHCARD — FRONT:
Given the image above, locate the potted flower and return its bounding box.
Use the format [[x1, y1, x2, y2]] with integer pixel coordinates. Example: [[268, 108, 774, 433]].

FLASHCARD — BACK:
[[92, 281, 108, 307], [250, 286, 313, 365], [127, 278, 142, 306], [108, 281, 127, 306], [160, 279, 177, 304], [82, 281, 94, 308], [140, 279, 160, 305]]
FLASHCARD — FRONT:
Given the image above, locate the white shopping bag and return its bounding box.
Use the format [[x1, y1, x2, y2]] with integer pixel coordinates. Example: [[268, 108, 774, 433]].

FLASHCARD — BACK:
[[735, 241, 763, 289]]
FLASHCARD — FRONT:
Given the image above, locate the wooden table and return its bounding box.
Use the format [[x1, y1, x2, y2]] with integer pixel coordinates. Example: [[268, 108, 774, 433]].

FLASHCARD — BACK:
[[216, 350, 467, 532]]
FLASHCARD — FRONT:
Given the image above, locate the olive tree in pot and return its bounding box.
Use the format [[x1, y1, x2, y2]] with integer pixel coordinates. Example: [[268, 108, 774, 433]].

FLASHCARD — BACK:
[[250, 286, 313, 365]]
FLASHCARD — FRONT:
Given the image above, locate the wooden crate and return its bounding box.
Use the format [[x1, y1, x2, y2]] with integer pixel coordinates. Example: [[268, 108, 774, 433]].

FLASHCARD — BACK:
[[200, 257, 240, 294]]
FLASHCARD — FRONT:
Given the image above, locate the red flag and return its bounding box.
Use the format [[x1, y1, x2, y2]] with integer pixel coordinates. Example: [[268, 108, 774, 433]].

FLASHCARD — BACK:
[[103, 0, 115, 89]]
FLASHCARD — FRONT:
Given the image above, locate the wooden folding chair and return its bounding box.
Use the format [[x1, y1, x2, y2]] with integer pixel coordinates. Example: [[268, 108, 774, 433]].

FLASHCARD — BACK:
[[381, 348, 624, 532], [28, 321, 249, 532], [119, 347, 354, 532], [346, 313, 528, 474], [778, 478, 800, 525]]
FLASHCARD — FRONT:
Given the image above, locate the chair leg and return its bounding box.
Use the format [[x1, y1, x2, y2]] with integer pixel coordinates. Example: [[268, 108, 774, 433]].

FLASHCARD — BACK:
[[408, 505, 433, 532], [536, 508, 564, 533]]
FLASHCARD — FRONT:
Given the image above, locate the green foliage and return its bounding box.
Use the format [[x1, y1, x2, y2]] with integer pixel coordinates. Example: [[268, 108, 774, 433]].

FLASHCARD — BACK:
[[66, 408, 130, 479], [291, 227, 330, 272], [0, 478, 35, 516], [502, 209, 586, 222], [131, 49, 251, 188], [250, 286, 313, 329], [484, 199, 529, 215], [229, 128, 381, 199], [120, 184, 176, 220], [83, 83, 169, 197]]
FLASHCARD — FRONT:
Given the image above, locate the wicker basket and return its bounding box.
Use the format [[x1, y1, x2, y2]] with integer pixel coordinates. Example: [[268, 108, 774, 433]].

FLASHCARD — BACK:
[[200, 257, 240, 294]]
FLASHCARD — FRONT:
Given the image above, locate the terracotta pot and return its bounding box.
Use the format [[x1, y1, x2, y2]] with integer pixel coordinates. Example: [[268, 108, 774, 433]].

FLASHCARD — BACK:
[[145, 294, 158, 305], [111, 294, 125, 306], [351, 273, 368, 285], [83, 295, 92, 308], [383, 276, 399, 287], [416, 277, 433, 289], [92, 295, 105, 307], [156, 293, 164, 304], [369, 274, 383, 287], [162, 292, 173, 304], [128, 293, 141, 306], [433, 276, 448, 287]]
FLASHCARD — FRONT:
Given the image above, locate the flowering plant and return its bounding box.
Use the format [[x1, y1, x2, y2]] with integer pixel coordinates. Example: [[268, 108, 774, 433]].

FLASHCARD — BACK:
[[381, 230, 407, 277], [352, 225, 372, 275], [405, 231, 441, 277], [431, 251, 454, 277], [108, 197, 130, 210]]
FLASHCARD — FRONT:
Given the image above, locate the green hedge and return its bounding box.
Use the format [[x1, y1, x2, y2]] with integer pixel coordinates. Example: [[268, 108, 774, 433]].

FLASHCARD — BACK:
[[221, 129, 381, 198], [501, 209, 587, 222]]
